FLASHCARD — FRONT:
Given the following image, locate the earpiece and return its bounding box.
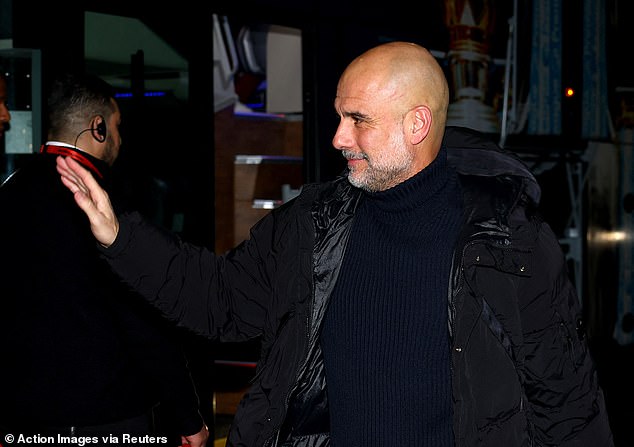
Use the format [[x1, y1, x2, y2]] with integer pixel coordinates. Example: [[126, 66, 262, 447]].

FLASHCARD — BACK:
[[93, 115, 107, 142], [73, 115, 108, 147]]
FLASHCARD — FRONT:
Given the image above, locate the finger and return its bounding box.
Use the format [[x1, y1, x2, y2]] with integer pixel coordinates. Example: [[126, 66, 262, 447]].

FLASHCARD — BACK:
[[63, 156, 114, 206], [60, 174, 82, 195], [56, 157, 81, 187], [61, 174, 99, 215], [64, 157, 100, 189], [57, 156, 95, 193], [57, 160, 93, 199]]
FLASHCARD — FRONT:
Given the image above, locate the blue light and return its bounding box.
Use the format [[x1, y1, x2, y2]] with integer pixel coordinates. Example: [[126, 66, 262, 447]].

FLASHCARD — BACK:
[[114, 91, 167, 98]]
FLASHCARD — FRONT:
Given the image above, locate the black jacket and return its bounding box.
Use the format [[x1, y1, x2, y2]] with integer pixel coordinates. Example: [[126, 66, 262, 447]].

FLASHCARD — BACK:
[[100, 127, 613, 446], [0, 149, 203, 436]]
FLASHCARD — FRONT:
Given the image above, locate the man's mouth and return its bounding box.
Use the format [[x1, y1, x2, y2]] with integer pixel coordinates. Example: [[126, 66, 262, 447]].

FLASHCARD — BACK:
[[342, 150, 367, 162]]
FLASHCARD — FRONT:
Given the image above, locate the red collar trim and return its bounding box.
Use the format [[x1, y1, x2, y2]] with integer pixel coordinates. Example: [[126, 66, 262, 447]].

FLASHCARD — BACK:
[[40, 144, 104, 179]]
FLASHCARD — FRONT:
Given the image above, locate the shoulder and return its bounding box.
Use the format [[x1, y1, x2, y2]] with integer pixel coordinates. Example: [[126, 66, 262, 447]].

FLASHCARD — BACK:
[[444, 127, 538, 194], [443, 126, 541, 221], [1, 155, 72, 208]]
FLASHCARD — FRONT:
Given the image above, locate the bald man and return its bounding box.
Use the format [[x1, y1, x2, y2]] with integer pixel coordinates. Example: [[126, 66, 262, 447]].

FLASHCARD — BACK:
[[57, 42, 613, 446]]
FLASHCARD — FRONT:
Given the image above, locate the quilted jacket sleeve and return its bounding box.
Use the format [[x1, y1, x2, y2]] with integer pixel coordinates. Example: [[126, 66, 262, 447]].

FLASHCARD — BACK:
[[99, 210, 274, 342]]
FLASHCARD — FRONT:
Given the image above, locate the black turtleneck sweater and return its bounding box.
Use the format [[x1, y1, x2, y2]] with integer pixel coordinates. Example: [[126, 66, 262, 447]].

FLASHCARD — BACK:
[[320, 148, 463, 446]]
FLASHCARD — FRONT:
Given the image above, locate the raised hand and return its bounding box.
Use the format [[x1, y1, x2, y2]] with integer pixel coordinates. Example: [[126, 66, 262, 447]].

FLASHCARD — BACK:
[[56, 156, 120, 247]]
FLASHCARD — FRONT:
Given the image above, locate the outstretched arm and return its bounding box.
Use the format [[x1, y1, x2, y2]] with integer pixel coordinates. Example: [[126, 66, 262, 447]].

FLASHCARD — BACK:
[[56, 155, 119, 247]]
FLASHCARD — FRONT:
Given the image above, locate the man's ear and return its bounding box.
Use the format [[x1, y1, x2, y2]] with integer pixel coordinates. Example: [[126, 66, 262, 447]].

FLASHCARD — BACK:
[[90, 115, 107, 143], [410, 105, 432, 145]]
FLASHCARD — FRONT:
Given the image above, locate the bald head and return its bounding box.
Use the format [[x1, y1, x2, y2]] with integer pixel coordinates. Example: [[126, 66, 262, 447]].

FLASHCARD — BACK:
[[340, 41, 449, 136]]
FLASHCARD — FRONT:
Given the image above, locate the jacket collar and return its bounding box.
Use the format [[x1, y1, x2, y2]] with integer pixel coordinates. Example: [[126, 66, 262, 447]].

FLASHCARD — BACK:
[[443, 126, 541, 206], [40, 142, 109, 181]]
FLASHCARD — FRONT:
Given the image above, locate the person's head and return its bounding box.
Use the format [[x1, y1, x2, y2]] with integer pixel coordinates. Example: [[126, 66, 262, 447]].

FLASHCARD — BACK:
[[47, 73, 122, 166], [0, 72, 11, 139], [333, 41, 449, 192]]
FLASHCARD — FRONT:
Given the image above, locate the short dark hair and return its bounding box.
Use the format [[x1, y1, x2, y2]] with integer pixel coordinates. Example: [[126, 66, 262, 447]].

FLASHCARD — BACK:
[[47, 73, 115, 140]]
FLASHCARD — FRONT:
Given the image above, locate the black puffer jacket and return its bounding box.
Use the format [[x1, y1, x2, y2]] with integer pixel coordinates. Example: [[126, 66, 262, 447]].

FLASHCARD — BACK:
[[101, 127, 613, 446]]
